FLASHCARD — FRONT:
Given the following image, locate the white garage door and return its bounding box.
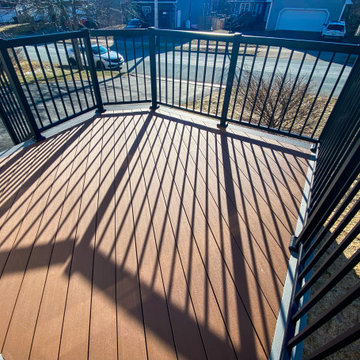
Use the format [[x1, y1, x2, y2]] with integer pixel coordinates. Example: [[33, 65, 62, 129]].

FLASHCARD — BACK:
[[276, 9, 329, 32]]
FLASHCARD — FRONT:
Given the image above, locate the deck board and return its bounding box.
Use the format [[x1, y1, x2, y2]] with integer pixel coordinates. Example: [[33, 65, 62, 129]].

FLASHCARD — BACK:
[[89, 116, 118, 359], [114, 115, 148, 360], [58, 118, 102, 359], [154, 116, 261, 358], [125, 112, 178, 360], [2, 126, 81, 360], [143, 114, 234, 360], [29, 121, 94, 360], [138, 115, 208, 360], [0, 109, 311, 360], [161, 116, 274, 357], [0, 133, 75, 354]]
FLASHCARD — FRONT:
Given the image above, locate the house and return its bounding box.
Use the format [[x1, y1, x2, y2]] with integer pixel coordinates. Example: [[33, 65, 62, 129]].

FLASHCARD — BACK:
[[131, 0, 176, 28], [131, 0, 217, 29], [226, 0, 272, 30], [176, 0, 216, 29], [227, 0, 271, 19], [265, 0, 353, 32]]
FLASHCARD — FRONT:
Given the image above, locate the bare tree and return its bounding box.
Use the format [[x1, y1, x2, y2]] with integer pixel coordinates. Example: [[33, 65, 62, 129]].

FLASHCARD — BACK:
[[15, 1, 84, 67], [235, 71, 324, 134]]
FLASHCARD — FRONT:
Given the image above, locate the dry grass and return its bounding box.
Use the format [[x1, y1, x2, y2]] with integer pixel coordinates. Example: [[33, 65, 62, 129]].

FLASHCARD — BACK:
[[233, 72, 327, 135], [0, 23, 35, 36], [10, 59, 121, 85], [188, 73, 336, 139], [0, 22, 51, 36]]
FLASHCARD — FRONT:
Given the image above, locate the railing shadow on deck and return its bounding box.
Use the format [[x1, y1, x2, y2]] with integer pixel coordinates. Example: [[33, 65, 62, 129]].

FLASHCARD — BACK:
[[0, 110, 311, 359]]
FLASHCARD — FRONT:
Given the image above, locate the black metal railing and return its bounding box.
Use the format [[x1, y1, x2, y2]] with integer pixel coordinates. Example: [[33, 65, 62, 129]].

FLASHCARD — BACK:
[[151, 29, 360, 141], [0, 64, 32, 144], [280, 57, 360, 358], [0, 31, 101, 133], [0, 27, 359, 360], [1, 28, 360, 144], [89, 29, 151, 105], [151, 29, 234, 118], [228, 36, 359, 140]]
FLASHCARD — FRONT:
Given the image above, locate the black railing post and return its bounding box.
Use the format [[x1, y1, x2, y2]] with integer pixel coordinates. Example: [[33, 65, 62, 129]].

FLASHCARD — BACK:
[[148, 27, 159, 110], [82, 29, 105, 113], [218, 33, 241, 129], [0, 39, 44, 141]]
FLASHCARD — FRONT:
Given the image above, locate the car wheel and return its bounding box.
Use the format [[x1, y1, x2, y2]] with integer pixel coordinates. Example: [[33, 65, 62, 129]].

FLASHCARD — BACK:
[[69, 58, 77, 67], [96, 61, 105, 70]]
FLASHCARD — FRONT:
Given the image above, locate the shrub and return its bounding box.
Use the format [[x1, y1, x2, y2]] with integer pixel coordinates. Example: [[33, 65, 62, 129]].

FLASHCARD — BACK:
[[234, 71, 325, 134]]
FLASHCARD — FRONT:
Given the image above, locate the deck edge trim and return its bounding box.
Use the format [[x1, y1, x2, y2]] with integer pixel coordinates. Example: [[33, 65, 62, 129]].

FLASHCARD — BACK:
[[268, 152, 316, 360]]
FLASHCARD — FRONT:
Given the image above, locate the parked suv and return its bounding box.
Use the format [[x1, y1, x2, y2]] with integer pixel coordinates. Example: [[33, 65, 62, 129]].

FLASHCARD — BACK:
[[321, 21, 346, 41]]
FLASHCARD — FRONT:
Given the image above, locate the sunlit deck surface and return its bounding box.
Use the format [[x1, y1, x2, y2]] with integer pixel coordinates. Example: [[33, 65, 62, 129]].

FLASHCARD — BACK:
[[0, 108, 311, 360]]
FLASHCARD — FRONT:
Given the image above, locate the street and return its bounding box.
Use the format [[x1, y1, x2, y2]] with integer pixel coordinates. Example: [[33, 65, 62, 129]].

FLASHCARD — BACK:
[[23, 40, 353, 97]]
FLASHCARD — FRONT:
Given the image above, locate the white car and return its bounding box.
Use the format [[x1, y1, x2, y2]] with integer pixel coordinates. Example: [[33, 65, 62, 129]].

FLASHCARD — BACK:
[[67, 44, 124, 70], [321, 21, 346, 41]]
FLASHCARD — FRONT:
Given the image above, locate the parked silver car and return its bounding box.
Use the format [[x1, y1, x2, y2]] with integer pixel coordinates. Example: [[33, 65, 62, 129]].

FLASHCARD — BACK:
[[67, 44, 124, 69], [321, 21, 346, 41]]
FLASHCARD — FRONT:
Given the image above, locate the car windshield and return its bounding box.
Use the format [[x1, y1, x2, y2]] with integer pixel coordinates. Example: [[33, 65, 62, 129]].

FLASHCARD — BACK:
[[327, 24, 345, 31], [92, 45, 108, 54], [128, 19, 140, 25]]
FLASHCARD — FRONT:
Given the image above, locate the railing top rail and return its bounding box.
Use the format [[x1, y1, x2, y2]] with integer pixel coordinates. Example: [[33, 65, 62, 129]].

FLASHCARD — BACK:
[[90, 29, 148, 37], [241, 35, 360, 54], [2, 28, 359, 55], [0, 30, 85, 48], [151, 28, 237, 42]]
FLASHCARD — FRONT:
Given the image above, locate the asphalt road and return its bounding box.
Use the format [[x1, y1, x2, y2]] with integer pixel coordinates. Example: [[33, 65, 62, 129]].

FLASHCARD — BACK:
[[23, 42, 353, 97]]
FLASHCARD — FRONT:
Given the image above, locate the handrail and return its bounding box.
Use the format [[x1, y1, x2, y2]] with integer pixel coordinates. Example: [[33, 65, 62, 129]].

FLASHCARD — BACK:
[[0, 30, 84, 48], [90, 28, 148, 37], [241, 35, 360, 54], [1, 28, 359, 52], [152, 28, 237, 41]]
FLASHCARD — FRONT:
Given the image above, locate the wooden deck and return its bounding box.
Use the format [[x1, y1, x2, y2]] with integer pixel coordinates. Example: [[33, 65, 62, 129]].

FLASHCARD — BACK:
[[0, 108, 311, 360]]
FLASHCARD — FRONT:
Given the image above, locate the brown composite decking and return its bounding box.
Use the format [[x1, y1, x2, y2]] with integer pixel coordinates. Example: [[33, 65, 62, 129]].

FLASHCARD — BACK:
[[0, 108, 311, 360]]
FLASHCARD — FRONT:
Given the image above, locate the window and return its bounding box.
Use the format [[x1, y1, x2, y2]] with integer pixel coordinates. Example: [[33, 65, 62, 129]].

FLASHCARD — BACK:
[[327, 24, 345, 31], [240, 2, 250, 14], [142, 6, 151, 16], [92, 45, 108, 55]]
